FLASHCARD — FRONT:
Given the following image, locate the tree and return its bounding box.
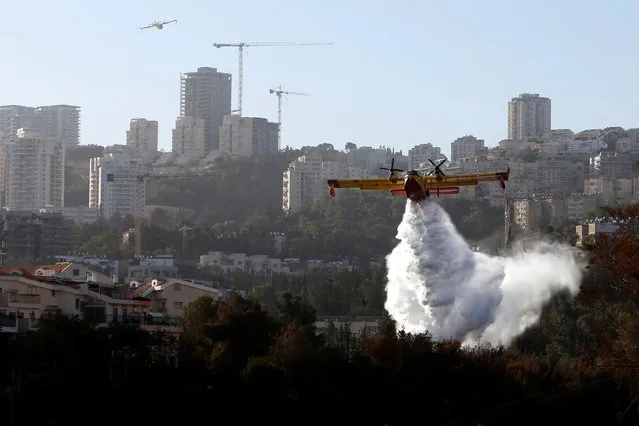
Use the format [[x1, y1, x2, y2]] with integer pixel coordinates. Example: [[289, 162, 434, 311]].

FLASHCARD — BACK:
[[579, 204, 639, 394], [276, 291, 317, 327]]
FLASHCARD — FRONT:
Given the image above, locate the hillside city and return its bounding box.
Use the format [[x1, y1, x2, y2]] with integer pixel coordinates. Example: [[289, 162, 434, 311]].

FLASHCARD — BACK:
[[0, 64, 636, 335], [3, 36, 639, 426]]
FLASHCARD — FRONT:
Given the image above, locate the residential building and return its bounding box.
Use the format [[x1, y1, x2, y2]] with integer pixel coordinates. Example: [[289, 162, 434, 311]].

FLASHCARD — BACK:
[[566, 194, 599, 221], [36, 105, 81, 149], [585, 177, 633, 206], [49, 206, 99, 225], [589, 152, 634, 179], [126, 118, 158, 161], [131, 278, 223, 317], [128, 255, 179, 280], [450, 135, 487, 161], [0, 142, 5, 206], [508, 93, 551, 140], [4, 129, 65, 209], [408, 143, 442, 170], [0, 104, 80, 148], [89, 148, 146, 219], [575, 221, 621, 247], [218, 115, 279, 156], [177, 67, 232, 153], [513, 199, 543, 231], [171, 116, 206, 159], [346, 146, 394, 171], [282, 156, 373, 213], [1, 210, 76, 259], [0, 268, 150, 333]]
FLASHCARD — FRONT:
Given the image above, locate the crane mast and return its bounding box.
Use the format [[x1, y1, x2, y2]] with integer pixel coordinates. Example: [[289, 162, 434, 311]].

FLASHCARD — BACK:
[[268, 86, 310, 150], [212, 41, 332, 116]]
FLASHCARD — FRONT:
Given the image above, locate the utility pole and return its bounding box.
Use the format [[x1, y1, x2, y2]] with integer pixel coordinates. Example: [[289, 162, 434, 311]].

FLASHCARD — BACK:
[[212, 41, 332, 116], [268, 86, 311, 150]]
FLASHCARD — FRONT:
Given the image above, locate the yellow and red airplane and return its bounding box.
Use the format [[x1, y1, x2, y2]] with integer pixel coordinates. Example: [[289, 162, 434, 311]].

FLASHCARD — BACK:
[[327, 158, 510, 202]]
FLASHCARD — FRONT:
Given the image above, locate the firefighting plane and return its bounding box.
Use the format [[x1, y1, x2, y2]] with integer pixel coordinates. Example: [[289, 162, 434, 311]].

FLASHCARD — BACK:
[[139, 20, 177, 31], [327, 157, 510, 202]]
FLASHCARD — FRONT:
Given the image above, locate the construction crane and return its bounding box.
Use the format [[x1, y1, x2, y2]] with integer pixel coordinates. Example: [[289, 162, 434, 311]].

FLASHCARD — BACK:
[[269, 86, 311, 150], [212, 41, 333, 116], [107, 172, 218, 260]]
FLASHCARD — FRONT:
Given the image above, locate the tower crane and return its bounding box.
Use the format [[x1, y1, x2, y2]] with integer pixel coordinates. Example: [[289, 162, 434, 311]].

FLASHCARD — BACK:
[[269, 86, 311, 150], [212, 41, 332, 116]]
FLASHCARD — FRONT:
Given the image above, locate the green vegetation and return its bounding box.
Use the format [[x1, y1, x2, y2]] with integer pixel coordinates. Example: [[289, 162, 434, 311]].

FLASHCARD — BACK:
[[65, 150, 508, 260], [3, 230, 638, 425]]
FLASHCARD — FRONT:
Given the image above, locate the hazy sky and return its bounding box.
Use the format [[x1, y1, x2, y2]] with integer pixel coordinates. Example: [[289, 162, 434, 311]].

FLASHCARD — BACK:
[[2, 0, 638, 158]]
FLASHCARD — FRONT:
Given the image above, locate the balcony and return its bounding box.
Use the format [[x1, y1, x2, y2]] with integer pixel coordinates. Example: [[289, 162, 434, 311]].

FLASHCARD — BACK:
[[0, 293, 41, 309]]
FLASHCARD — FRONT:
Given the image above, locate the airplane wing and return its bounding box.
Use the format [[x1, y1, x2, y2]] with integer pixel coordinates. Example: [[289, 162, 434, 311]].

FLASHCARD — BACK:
[[327, 178, 404, 196], [424, 168, 510, 188], [140, 24, 154, 29]]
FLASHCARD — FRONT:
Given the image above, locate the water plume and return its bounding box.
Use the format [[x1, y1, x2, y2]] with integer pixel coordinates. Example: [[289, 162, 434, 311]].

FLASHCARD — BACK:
[[384, 200, 583, 346]]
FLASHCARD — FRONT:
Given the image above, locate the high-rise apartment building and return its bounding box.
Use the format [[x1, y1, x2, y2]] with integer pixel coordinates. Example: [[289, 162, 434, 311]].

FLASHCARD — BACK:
[[219, 115, 279, 156], [0, 104, 80, 148], [176, 67, 232, 154], [126, 118, 159, 160], [450, 135, 487, 161], [282, 156, 373, 213], [508, 93, 551, 140], [89, 147, 146, 220], [4, 129, 65, 209], [0, 105, 39, 139], [37, 105, 81, 148], [172, 117, 207, 158]]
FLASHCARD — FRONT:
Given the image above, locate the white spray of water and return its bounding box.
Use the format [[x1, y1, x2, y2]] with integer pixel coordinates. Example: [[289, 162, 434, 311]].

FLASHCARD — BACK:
[[385, 200, 584, 347]]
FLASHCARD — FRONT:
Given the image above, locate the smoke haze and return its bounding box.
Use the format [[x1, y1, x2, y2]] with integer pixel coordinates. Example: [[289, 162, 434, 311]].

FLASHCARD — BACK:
[[384, 200, 584, 346]]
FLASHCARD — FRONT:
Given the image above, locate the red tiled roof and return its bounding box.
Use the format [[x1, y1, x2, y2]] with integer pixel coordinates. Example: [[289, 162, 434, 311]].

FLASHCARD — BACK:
[[0, 262, 71, 277], [132, 283, 153, 297]]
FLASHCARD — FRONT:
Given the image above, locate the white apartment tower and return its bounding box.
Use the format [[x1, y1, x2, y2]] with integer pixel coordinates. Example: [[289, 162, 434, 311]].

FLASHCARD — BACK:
[[175, 67, 232, 154], [172, 117, 207, 158], [4, 129, 65, 209], [0, 104, 80, 148], [508, 93, 551, 140], [126, 118, 159, 160], [450, 135, 487, 161], [283, 156, 323, 213], [37, 105, 81, 148], [89, 150, 146, 220], [282, 156, 373, 213], [219, 115, 279, 156]]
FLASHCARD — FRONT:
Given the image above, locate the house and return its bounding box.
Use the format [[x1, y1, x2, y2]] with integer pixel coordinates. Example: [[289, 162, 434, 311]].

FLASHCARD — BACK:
[[0, 262, 113, 286], [0, 271, 151, 333], [131, 278, 223, 318]]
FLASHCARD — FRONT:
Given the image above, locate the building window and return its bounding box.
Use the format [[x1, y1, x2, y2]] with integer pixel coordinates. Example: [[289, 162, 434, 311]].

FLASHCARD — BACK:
[[173, 301, 183, 310], [73, 269, 80, 276], [51, 290, 56, 297], [75, 298, 80, 310], [173, 283, 181, 291]]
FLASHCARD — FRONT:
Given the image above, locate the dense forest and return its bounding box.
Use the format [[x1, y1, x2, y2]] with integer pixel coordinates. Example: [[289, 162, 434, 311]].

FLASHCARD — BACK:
[[1, 206, 638, 424]]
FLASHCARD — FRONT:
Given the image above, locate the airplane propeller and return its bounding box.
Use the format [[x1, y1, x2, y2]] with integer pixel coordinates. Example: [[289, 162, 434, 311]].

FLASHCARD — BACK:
[[427, 158, 447, 176], [380, 158, 404, 175]]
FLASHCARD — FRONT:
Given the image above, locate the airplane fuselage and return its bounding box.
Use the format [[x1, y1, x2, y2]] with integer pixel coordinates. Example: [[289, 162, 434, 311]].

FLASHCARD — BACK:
[[404, 175, 427, 202]]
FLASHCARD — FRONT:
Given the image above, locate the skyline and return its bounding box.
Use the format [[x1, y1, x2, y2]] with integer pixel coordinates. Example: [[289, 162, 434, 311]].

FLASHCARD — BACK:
[[2, 0, 639, 159]]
